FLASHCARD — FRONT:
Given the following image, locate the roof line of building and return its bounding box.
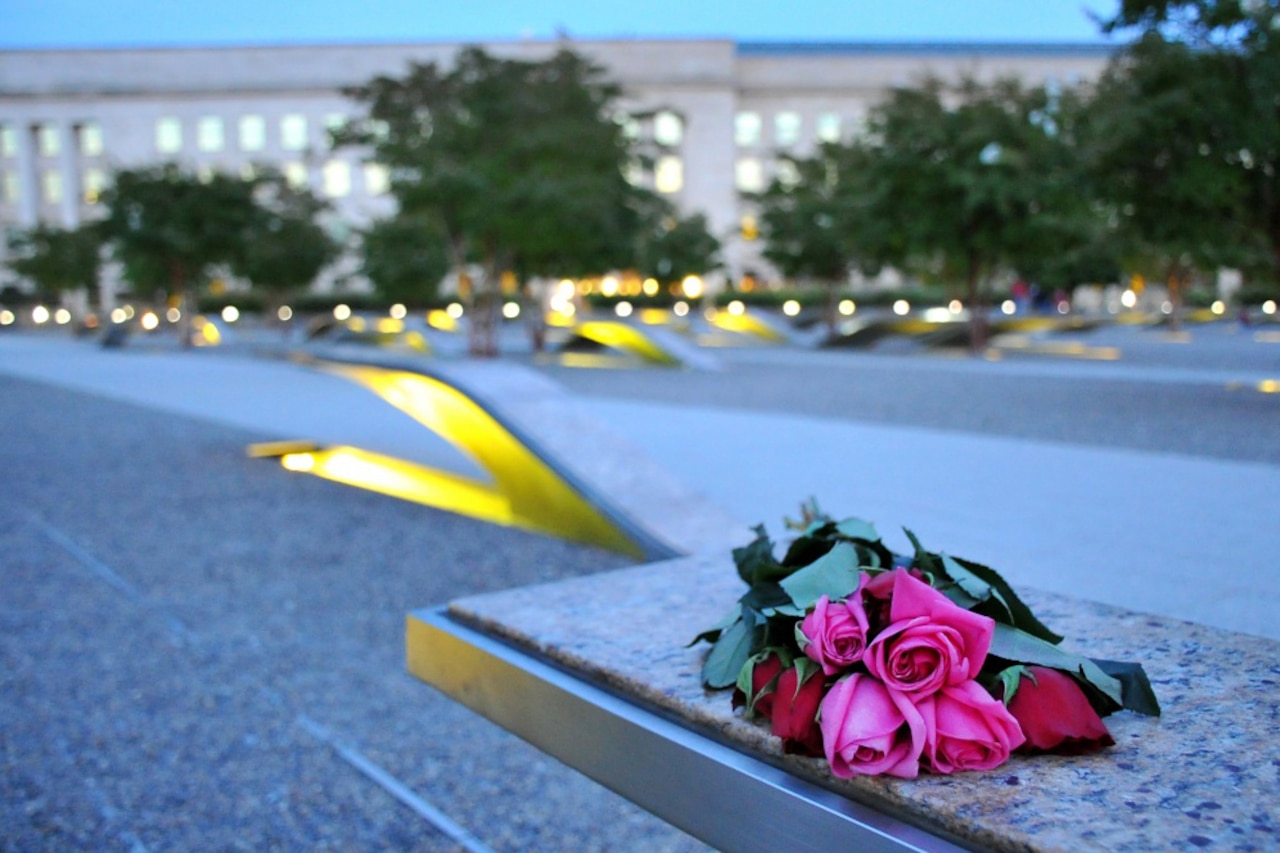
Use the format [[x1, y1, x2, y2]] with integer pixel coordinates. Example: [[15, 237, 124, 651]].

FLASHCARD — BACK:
[[736, 41, 1120, 57]]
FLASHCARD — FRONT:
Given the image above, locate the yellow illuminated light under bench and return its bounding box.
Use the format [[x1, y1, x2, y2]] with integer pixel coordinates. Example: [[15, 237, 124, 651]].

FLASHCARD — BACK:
[[247, 362, 647, 558]]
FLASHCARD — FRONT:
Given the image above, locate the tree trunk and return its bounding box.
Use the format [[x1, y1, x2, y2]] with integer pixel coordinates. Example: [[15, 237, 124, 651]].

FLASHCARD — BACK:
[[966, 254, 988, 355], [1166, 263, 1185, 333]]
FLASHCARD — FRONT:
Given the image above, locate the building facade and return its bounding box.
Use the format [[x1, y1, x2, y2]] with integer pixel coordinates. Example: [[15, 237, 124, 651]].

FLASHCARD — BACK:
[[0, 39, 1112, 297]]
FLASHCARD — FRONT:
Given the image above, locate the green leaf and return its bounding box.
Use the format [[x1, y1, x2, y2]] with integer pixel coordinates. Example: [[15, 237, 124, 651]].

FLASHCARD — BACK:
[[903, 528, 941, 575], [779, 541, 861, 611], [940, 553, 996, 605], [994, 664, 1031, 706], [954, 556, 1063, 644], [688, 605, 741, 648], [987, 623, 1123, 709], [1092, 658, 1162, 717], [834, 517, 880, 543], [701, 615, 756, 689], [732, 524, 786, 586]]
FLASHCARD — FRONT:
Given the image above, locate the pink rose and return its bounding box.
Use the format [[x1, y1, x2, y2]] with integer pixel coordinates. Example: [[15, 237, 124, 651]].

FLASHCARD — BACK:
[[1005, 666, 1114, 755], [820, 673, 926, 778], [864, 569, 995, 696], [917, 680, 1025, 774], [798, 589, 870, 676], [770, 665, 826, 757]]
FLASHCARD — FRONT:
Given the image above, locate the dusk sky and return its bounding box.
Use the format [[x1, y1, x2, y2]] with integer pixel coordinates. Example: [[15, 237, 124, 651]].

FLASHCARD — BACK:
[[0, 1, 1124, 49]]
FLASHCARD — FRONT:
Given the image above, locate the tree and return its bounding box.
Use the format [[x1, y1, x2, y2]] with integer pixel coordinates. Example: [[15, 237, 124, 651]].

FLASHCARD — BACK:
[[862, 77, 1093, 349], [98, 164, 260, 344], [633, 210, 723, 290], [1101, 1, 1280, 298], [336, 46, 655, 356], [358, 212, 451, 304], [4, 223, 102, 308], [754, 142, 891, 334], [234, 171, 340, 315]]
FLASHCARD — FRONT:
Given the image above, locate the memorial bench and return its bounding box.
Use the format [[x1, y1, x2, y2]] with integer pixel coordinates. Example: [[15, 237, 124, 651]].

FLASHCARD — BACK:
[[408, 554, 1279, 852]]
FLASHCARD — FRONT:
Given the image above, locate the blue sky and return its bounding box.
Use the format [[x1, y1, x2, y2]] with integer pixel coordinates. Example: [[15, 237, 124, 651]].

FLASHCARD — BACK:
[[0, 1, 1123, 48]]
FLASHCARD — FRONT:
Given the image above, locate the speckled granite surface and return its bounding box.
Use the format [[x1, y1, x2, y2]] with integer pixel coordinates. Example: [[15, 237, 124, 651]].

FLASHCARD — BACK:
[[447, 554, 1280, 853]]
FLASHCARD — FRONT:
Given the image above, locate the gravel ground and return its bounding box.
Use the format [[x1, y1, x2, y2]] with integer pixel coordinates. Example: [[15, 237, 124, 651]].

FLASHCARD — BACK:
[[532, 324, 1280, 466], [0, 375, 708, 852]]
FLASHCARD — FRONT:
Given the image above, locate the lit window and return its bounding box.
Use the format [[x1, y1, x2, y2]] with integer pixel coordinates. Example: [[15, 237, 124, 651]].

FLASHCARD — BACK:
[[816, 113, 841, 143], [0, 124, 15, 158], [83, 168, 105, 204], [156, 118, 183, 154], [325, 113, 347, 133], [616, 113, 640, 140], [42, 170, 62, 203], [735, 157, 764, 193], [197, 117, 224, 152], [239, 115, 265, 152], [2, 173, 17, 204], [38, 125, 60, 157], [323, 160, 351, 197], [281, 114, 308, 151], [654, 155, 683, 194], [775, 112, 801, 146], [196, 164, 215, 184], [623, 158, 643, 187], [653, 110, 683, 146], [283, 161, 308, 188], [741, 214, 758, 241], [240, 163, 257, 181], [735, 112, 761, 146], [79, 123, 104, 156], [363, 163, 389, 195]]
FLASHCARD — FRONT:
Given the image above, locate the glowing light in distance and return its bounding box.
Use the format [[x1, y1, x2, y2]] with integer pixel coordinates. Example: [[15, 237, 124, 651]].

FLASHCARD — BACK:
[[1263, 300, 1276, 315], [615, 301, 633, 318], [673, 301, 690, 317], [390, 303, 407, 320], [923, 307, 953, 323], [682, 275, 704, 299], [1259, 380, 1279, 394], [840, 299, 857, 316], [446, 302, 464, 319], [166, 307, 182, 323], [281, 452, 316, 472], [140, 311, 160, 331], [0, 310, 14, 326], [893, 299, 910, 316], [54, 308, 71, 325], [333, 303, 352, 321], [1161, 301, 1174, 315], [221, 306, 240, 323], [727, 300, 745, 316], [642, 278, 660, 297], [1001, 300, 1016, 315], [110, 308, 128, 324], [1057, 302, 1070, 315], [122, 305, 136, 320], [1211, 300, 1226, 315], [1120, 289, 1138, 309], [502, 301, 520, 319], [949, 299, 962, 314], [32, 306, 50, 324], [782, 300, 801, 317], [278, 306, 293, 322], [601, 276, 619, 297]]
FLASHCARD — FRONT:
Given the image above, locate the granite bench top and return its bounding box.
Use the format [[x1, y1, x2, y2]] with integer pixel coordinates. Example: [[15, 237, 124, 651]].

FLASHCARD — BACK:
[[446, 553, 1279, 853]]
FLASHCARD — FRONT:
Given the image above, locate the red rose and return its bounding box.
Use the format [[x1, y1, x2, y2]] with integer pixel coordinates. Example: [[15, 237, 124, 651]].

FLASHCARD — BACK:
[[771, 665, 826, 757], [733, 651, 784, 719], [1006, 666, 1115, 754]]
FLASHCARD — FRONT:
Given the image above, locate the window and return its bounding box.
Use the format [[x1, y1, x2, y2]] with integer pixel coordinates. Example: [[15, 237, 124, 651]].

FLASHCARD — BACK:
[[156, 117, 183, 154], [363, 163, 389, 195], [735, 157, 764, 193], [654, 155, 683, 194], [42, 170, 62, 203], [280, 114, 308, 151], [816, 113, 842, 144], [775, 112, 801, 147], [79, 123, 104, 156], [38, 125, 60, 157], [239, 115, 265, 152], [0, 124, 15, 158], [240, 163, 257, 181], [775, 159, 800, 188], [616, 113, 640, 141], [653, 110, 683, 146], [282, 161, 308, 188], [740, 214, 759, 241], [735, 112, 761, 147], [2, 173, 18, 204], [83, 168, 106, 204], [322, 160, 351, 197], [197, 117, 224, 152], [622, 158, 643, 187]]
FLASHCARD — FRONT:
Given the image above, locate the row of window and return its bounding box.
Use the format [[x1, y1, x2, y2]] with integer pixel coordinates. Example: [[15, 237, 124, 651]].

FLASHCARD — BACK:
[[735, 110, 857, 148], [0, 122, 105, 160], [153, 113, 348, 156]]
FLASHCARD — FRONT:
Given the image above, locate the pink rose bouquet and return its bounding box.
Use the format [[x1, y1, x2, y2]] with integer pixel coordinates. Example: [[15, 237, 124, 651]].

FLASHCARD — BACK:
[[700, 503, 1160, 779]]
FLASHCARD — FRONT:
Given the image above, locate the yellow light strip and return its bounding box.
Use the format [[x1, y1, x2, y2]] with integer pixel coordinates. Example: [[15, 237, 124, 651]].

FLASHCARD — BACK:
[[573, 321, 682, 366], [305, 363, 648, 557], [705, 310, 787, 342]]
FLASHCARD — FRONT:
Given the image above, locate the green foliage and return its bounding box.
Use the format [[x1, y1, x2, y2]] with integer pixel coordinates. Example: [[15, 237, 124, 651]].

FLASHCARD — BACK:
[[633, 212, 723, 284], [4, 223, 102, 299], [233, 171, 339, 297], [357, 212, 451, 304]]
